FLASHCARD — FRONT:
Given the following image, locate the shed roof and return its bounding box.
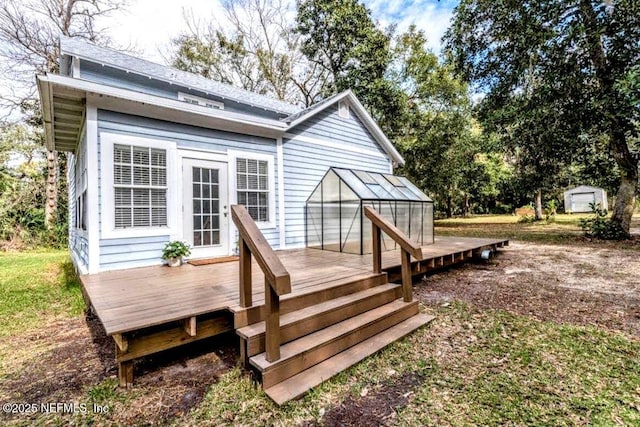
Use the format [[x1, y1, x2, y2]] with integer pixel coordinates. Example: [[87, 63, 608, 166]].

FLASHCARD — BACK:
[[564, 185, 606, 194]]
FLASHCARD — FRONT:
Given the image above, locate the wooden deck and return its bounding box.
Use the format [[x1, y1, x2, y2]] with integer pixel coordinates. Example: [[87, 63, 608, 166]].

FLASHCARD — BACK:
[[80, 236, 508, 396], [82, 236, 507, 336]]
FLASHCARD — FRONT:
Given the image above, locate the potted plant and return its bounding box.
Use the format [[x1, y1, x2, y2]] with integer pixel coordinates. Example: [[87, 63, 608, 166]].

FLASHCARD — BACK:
[[162, 241, 191, 267]]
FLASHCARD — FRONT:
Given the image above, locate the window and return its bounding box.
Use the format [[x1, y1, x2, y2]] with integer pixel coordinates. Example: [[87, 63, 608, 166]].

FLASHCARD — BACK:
[[74, 145, 87, 232], [236, 158, 270, 222], [178, 92, 224, 110], [113, 144, 168, 228], [338, 100, 350, 119], [75, 191, 87, 230]]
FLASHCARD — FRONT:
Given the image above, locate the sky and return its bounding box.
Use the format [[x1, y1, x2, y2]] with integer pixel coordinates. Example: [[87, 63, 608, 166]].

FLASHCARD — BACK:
[[99, 0, 457, 64]]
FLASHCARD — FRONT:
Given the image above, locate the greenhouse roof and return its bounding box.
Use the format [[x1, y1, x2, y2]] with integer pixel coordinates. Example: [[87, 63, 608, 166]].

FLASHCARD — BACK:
[[321, 167, 433, 202]]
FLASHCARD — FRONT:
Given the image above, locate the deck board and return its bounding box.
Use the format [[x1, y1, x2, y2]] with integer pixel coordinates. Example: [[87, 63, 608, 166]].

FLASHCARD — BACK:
[[81, 236, 507, 335]]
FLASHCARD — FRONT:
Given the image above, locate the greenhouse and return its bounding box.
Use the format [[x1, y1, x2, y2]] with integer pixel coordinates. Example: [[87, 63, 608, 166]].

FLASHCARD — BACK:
[[306, 167, 434, 255]]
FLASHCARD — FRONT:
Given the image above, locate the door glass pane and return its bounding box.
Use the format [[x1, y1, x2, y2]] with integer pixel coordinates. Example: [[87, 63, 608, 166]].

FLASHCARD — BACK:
[[191, 166, 221, 247]]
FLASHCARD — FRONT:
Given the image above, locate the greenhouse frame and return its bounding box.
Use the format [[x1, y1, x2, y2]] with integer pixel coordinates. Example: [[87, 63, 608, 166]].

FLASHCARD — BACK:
[[305, 167, 434, 255]]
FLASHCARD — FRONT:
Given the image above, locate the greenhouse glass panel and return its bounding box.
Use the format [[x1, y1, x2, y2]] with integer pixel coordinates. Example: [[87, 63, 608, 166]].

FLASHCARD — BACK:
[[305, 167, 434, 254]]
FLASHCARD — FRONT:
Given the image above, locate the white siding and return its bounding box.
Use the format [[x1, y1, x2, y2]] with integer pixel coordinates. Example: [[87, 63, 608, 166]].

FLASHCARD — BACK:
[[96, 110, 281, 271], [68, 130, 89, 272], [283, 105, 393, 247]]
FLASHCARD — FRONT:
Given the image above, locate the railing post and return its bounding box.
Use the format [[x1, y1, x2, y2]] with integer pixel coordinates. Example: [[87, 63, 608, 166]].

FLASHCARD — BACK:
[[264, 278, 280, 362], [239, 237, 252, 308], [400, 249, 413, 302], [372, 223, 382, 274]]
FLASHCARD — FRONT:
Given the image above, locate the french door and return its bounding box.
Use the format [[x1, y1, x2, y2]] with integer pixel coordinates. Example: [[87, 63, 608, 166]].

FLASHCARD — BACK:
[[182, 158, 229, 259]]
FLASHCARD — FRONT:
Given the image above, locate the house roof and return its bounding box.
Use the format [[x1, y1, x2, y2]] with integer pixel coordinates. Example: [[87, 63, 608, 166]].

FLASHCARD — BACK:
[[42, 38, 404, 166], [60, 36, 301, 115], [283, 90, 405, 166]]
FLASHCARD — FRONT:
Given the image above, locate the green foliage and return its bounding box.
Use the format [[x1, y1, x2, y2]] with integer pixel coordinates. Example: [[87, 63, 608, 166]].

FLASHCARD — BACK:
[[445, 0, 640, 232], [0, 123, 67, 248], [296, 0, 397, 117], [517, 215, 537, 224], [161, 241, 191, 259], [545, 199, 557, 222], [579, 203, 629, 240]]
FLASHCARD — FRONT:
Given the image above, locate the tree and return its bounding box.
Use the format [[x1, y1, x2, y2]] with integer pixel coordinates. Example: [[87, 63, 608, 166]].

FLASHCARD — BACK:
[[390, 27, 488, 216], [296, 0, 402, 127], [172, 0, 324, 106], [0, 0, 126, 230], [445, 0, 640, 234]]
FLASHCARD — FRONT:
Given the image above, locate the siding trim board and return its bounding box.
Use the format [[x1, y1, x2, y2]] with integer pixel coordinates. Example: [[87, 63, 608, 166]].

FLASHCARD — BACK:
[[86, 101, 100, 274]]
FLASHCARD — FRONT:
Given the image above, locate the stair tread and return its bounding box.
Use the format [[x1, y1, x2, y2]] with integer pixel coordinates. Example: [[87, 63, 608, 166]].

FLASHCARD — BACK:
[[250, 299, 416, 371], [237, 283, 400, 338], [264, 313, 435, 405]]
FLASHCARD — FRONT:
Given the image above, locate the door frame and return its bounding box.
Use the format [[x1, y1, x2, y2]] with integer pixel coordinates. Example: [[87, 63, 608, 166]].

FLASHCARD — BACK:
[[177, 148, 233, 257]]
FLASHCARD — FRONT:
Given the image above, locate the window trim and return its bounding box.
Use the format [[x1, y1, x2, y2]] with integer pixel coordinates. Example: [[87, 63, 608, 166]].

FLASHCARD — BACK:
[[178, 92, 224, 110], [73, 142, 88, 237], [228, 150, 276, 229], [100, 132, 178, 239]]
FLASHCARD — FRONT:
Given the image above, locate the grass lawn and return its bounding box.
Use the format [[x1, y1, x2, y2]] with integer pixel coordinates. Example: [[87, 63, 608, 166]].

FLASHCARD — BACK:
[[0, 250, 84, 337], [436, 213, 640, 246], [1, 227, 639, 425]]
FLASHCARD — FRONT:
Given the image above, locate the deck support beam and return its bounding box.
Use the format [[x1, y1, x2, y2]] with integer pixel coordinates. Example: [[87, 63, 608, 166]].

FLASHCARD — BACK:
[[118, 361, 133, 388], [182, 317, 196, 337], [113, 333, 128, 352]]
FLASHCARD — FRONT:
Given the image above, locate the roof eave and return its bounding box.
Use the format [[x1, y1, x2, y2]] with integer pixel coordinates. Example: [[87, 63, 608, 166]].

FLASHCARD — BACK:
[[41, 73, 288, 131], [37, 75, 56, 151]]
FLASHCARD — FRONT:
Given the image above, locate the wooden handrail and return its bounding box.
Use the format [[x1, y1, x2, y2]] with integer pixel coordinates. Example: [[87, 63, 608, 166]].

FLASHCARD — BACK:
[[364, 206, 423, 302], [231, 205, 291, 362]]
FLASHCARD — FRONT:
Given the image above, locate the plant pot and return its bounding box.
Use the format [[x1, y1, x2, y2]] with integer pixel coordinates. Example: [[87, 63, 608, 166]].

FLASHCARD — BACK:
[[167, 257, 182, 267]]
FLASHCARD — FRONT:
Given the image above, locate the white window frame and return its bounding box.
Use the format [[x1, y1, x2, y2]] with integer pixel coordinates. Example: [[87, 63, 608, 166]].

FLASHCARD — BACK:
[[100, 132, 178, 239], [228, 149, 276, 229], [178, 92, 224, 110], [74, 138, 88, 238], [338, 100, 350, 119]]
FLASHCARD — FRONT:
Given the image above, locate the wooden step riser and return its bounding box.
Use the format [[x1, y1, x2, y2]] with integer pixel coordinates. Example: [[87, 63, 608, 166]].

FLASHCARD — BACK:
[[265, 313, 435, 405], [246, 286, 402, 357], [234, 273, 388, 328], [257, 301, 419, 389]]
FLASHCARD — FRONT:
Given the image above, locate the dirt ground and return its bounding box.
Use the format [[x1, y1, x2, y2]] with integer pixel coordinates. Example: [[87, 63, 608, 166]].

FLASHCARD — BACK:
[[1, 240, 639, 425], [416, 242, 640, 337]]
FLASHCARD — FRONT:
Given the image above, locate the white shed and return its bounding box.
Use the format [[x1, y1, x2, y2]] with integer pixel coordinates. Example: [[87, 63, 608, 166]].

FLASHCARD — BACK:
[[564, 185, 608, 213]]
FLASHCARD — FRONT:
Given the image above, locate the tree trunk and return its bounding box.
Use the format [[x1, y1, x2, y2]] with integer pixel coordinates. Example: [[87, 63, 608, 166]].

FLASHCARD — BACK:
[[446, 194, 453, 218], [609, 128, 638, 234], [534, 189, 543, 220], [45, 149, 58, 229], [463, 194, 470, 217]]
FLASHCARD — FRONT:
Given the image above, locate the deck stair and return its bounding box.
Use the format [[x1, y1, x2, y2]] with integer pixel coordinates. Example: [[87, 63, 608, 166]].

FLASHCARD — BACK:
[[237, 273, 434, 404], [230, 204, 437, 404]]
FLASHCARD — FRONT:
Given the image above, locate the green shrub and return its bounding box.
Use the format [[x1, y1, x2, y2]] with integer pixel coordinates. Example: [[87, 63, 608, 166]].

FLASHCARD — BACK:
[[579, 203, 629, 240], [162, 241, 191, 259], [517, 215, 537, 224]]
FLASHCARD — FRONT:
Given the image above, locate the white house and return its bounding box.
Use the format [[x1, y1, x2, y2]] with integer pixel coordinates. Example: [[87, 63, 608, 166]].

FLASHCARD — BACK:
[[37, 37, 433, 274]]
